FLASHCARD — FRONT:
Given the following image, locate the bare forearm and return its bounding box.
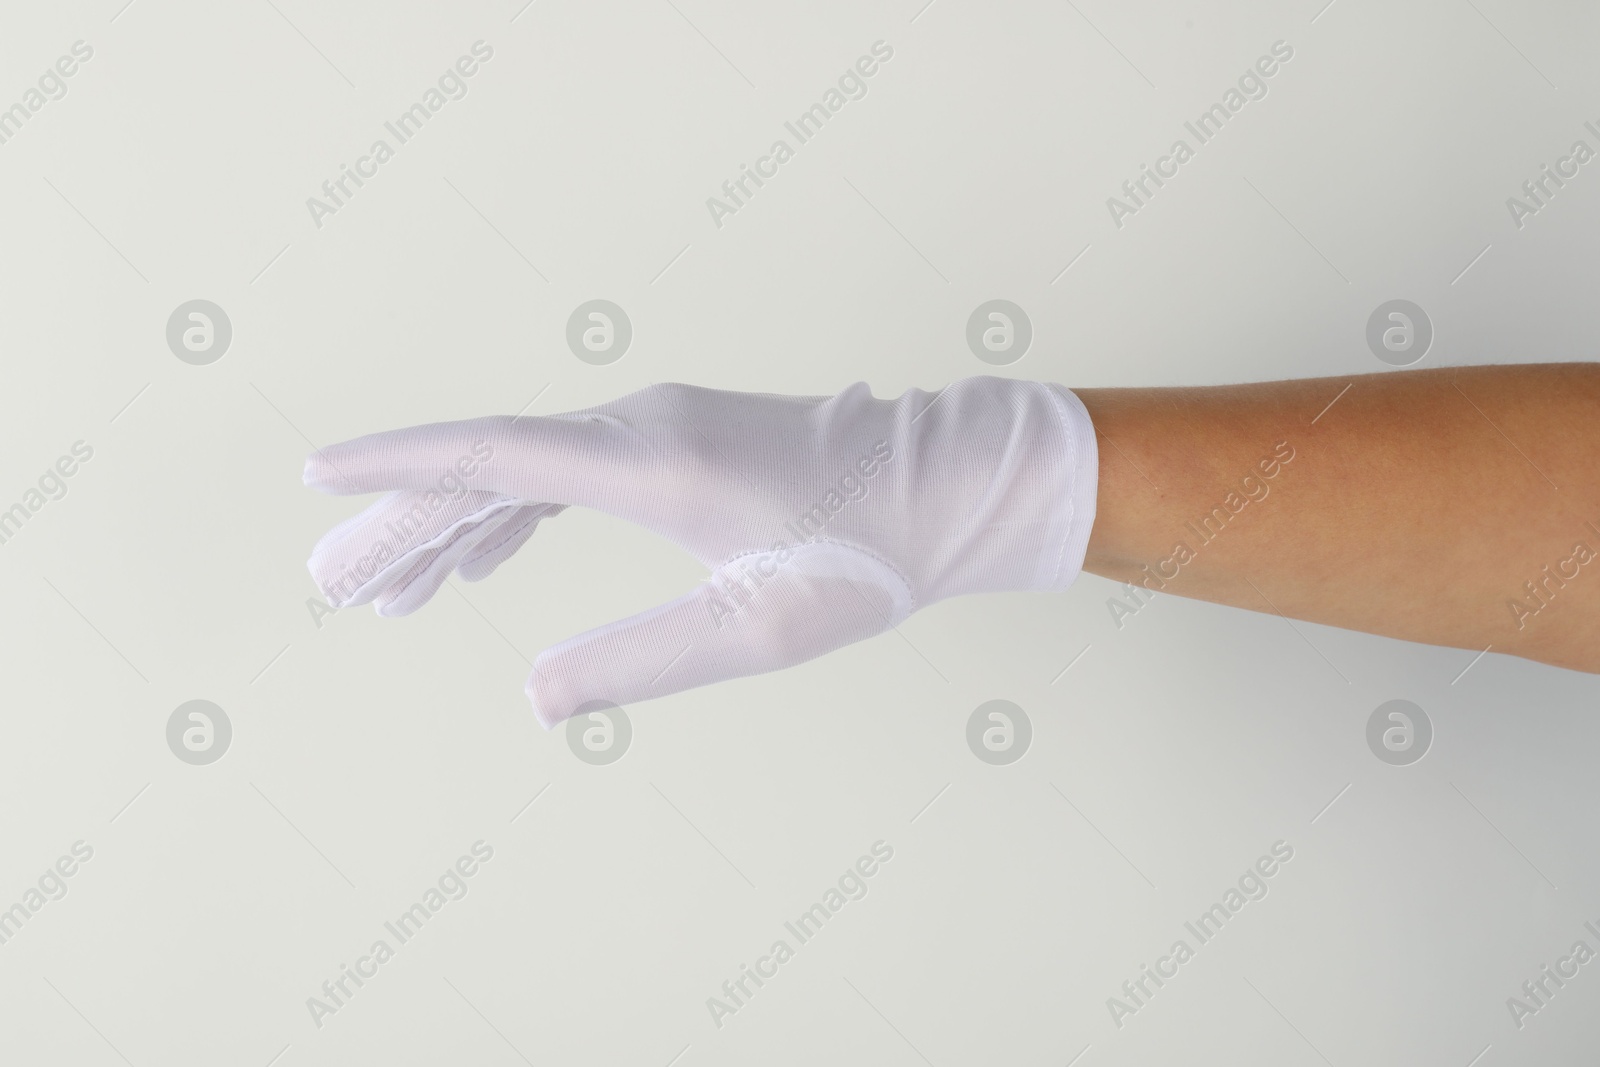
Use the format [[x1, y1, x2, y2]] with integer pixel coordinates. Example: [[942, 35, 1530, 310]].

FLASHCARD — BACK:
[[1076, 363, 1600, 671]]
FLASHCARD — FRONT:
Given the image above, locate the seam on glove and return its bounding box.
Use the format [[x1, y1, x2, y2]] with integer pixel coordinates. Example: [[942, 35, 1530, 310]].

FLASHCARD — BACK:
[[465, 504, 550, 564], [313, 498, 517, 607], [721, 538, 917, 624]]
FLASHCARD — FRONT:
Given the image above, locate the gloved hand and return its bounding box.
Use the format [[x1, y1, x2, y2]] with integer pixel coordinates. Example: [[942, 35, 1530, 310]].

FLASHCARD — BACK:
[[304, 378, 1098, 728]]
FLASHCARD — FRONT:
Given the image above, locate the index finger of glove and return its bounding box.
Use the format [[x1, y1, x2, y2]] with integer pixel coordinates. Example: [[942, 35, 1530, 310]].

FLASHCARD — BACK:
[[303, 414, 650, 512]]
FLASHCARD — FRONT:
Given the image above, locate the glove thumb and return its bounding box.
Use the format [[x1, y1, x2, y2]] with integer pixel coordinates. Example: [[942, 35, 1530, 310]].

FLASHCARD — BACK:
[[526, 542, 914, 728]]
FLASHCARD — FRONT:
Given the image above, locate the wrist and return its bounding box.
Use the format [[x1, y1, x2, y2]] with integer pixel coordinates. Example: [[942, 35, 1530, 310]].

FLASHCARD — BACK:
[[1037, 383, 1100, 592]]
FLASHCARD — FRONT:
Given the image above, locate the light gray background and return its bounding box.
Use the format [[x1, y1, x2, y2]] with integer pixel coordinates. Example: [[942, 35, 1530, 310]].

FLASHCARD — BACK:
[[2, 0, 1598, 1064]]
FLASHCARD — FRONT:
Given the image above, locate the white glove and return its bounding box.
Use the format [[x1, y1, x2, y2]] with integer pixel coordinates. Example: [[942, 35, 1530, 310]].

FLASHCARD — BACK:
[[304, 378, 1098, 727]]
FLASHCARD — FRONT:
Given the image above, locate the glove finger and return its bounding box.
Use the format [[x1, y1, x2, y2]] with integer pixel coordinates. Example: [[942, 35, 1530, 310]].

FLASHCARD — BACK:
[[339, 507, 522, 612], [302, 413, 646, 514], [526, 542, 914, 729], [458, 504, 566, 582], [372, 509, 534, 617], [360, 519, 489, 615], [309, 489, 524, 608]]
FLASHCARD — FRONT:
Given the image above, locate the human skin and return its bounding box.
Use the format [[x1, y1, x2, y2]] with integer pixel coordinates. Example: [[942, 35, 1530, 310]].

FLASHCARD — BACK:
[[1075, 363, 1600, 673]]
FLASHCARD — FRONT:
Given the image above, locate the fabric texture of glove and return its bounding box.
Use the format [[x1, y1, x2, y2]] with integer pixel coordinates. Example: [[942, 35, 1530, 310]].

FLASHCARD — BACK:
[[304, 377, 1098, 727]]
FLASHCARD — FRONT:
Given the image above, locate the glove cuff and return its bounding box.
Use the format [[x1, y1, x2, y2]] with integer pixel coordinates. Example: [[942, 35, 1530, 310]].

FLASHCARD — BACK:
[[1034, 384, 1100, 592]]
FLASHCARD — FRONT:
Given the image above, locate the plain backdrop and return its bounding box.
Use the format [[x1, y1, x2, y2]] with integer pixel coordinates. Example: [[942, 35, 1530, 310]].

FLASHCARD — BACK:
[[1, 1, 1598, 1064]]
